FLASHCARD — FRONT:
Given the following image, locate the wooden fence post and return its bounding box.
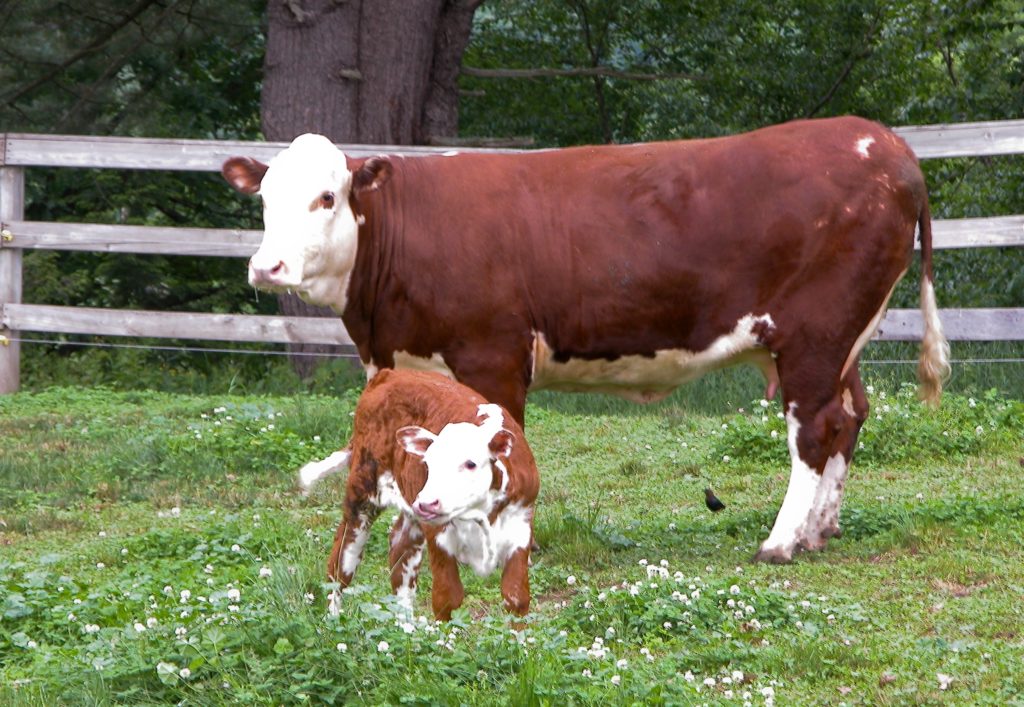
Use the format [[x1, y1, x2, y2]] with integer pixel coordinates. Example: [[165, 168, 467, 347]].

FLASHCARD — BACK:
[[0, 135, 25, 393]]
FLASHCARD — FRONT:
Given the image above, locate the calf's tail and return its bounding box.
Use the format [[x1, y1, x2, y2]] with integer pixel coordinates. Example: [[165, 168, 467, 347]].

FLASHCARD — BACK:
[[916, 197, 951, 406], [298, 448, 352, 495]]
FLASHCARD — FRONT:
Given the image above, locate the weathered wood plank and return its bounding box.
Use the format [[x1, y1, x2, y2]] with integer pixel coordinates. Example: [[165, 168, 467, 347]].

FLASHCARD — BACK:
[[876, 308, 1024, 341], [0, 133, 521, 171], [0, 167, 24, 393], [4, 220, 261, 257], [924, 215, 1024, 250], [894, 119, 1024, 158], [2, 304, 355, 347], [3, 215, 1021, 257]]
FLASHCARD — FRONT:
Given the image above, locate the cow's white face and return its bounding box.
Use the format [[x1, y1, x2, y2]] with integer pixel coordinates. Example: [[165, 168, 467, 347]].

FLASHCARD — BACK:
[[222, 133, 391, 311], [397, 418, 514, 526]]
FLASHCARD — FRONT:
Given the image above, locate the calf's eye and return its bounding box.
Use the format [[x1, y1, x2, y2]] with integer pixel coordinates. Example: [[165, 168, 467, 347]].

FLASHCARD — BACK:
[[319, 192, 335, 208], [464, 460, 477, 470]]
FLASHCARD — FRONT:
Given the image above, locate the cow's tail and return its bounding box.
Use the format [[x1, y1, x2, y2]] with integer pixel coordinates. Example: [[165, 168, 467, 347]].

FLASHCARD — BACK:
[[916, 196, 951, 406], [298, 448, 352, 495]]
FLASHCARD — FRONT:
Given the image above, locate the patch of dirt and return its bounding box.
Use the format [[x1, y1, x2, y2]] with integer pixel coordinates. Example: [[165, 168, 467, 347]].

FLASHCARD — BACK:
[[931, 578, 988, 597]]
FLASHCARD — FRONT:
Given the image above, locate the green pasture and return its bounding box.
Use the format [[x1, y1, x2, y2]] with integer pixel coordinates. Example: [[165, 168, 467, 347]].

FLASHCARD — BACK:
[[1, 373, 1023, 705]]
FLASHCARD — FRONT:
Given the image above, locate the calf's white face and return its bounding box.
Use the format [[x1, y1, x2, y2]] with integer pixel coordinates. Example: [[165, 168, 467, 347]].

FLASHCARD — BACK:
[[397, 421, 515, 525], [221, 133, 392, 312]]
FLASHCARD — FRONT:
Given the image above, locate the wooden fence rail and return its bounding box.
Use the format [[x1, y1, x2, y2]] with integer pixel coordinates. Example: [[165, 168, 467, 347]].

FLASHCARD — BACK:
[[2, 121, 1023, 393]]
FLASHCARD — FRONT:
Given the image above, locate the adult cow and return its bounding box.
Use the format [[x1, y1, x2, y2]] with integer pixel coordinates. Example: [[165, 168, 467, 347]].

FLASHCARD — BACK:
[[223, 116, 950, 563]]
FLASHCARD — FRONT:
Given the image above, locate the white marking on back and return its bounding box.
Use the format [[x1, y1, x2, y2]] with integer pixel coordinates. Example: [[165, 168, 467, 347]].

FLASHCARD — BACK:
[[530, 314, 775, 402], [856, 136, 875, 158], [442, 150, 459, 157]]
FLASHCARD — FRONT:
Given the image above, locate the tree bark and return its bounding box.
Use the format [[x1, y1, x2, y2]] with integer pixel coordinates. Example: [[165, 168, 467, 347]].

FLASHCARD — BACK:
[[261, 0, 482, 378]]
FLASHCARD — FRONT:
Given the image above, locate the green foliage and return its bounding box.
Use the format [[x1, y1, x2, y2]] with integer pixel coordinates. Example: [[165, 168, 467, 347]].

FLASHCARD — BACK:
[[1, 386, 1023, 703]]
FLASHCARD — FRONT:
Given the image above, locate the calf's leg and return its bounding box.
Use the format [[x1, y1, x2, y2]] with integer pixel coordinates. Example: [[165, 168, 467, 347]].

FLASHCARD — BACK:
[[388, 513, 426, 611], [500, 546, 531, 616], [426, 535, 465, 621]]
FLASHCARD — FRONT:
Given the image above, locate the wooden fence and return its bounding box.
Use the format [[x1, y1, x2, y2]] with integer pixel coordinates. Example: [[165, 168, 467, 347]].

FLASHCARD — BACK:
[[2, 121, 1024, 393]]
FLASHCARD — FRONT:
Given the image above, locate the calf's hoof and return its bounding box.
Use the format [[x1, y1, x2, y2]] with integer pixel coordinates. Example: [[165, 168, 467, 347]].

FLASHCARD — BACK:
[[752, 546, 794, 564]]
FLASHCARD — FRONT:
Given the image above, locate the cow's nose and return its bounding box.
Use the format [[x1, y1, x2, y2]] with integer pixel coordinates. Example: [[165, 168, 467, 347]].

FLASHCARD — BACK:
[[414, 499, 442, 519], [249, 258, 288, 286]]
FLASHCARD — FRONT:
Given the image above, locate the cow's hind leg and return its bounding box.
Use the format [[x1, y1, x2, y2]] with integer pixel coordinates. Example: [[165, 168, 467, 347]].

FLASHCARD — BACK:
[[388, 513, 425, 612], [754, 361, 868, 564]]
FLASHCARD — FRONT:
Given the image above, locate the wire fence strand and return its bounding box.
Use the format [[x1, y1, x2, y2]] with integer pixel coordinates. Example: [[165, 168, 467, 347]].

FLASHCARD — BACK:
[[7, 335, 1023, 364]]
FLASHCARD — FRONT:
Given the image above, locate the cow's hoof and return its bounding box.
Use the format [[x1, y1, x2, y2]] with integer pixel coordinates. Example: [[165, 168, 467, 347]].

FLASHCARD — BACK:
[[753, 547, 793, 564]]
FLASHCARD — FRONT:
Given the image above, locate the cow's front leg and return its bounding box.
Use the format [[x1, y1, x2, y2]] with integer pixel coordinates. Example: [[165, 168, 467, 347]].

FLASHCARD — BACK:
[[326, 501, 380, 615], [448, 346, 530, 426], [500, 546, 531, 617], [426, 534, 464, 621], [388, 513, 425, 611]]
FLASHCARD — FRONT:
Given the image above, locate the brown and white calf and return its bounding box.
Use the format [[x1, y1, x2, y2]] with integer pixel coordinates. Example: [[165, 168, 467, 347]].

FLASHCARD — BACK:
[[301, 369, 540, 620]]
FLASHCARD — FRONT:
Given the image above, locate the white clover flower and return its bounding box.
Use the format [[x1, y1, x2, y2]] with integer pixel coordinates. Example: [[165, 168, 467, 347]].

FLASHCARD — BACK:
[[582, 669, 592, 678], [723, 455, 731, 462], [180, 590, 192, 603], [259, 567, 273, 578], [303, 592, 315, 604], [937, 673, 953, 690], [175, 626, 187, 638], [704, 677, 716, 687], [228, 604, 240, 612], [616, 658, 628, 669], [566, 575, 577, 586], [377, 640, 390, 652], [760, 399, 770, 408], [96, 562, 105, 570], [761, 686, 775, 698], [968, 398, 976, 407], [231, 544, 241, 552], [336, 642, 347, 652], [179, 668, 191, 679], [170, 507, 181, 517], [146, 617, 158, 628], [227, 588, 241, 602], [84, 624, 100, 634], [605, 627, 616, 638], [400, 622, 416, 634], [67, 612, 77, 621], [975, 425, 984, 434], [730, 584, 741, 595], [313, 435, 321, 442], [611, 675, 621, 686], [134, 622, 146, 632], [732, 670, 744, 682]]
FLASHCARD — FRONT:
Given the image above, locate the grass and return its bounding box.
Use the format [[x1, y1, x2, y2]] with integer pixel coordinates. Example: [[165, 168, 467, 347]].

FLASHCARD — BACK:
[[1, 377, 1023, 705]]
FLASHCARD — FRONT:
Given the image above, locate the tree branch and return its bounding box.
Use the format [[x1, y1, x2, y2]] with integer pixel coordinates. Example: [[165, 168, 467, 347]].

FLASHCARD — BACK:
[[804, 15, 883, 118], [460, 65, 701, 82], [1, 0, 162, 107]]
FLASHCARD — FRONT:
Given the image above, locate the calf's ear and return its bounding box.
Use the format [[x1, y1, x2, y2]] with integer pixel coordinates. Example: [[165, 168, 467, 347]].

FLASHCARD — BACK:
[[488, 429, 515, 459], [352, 156, 393, 195], [396, 426, 436, 457], [222, 157, 268, 195]]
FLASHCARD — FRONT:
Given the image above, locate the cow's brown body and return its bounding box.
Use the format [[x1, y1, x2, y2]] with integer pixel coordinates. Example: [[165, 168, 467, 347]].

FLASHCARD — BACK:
[[224, 116, 949, 562], [326, 369, 539, 620]]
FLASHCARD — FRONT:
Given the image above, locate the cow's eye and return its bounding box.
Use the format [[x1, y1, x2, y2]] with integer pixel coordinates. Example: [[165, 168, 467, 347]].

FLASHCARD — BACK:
[[319, 192, 335, 208], [464, 460, 477, 470]]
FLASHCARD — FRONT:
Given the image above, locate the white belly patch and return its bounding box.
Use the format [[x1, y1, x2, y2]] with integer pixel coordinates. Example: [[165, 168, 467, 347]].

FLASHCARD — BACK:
[[529, 314, 776, 402]]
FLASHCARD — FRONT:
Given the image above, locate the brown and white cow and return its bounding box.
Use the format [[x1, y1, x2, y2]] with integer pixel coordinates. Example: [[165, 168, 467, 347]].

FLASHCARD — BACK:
[[301, 368, 540, 620], [223, 116, 950, 563]]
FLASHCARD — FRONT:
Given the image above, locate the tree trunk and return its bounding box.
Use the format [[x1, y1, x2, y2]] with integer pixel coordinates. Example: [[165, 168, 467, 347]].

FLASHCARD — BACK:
[[261, 0, 482, 377]]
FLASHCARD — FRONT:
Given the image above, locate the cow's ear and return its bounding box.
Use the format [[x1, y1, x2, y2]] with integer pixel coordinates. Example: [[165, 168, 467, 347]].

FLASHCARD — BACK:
[[222, 157, 268, 195], [488, 429, 515, 459], [396, 426, 436, 457], [352, 156, 393, 195]]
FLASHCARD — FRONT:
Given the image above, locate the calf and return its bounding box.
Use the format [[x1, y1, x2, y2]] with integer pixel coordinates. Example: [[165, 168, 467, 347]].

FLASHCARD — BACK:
[[302, 369, 540, 620]]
